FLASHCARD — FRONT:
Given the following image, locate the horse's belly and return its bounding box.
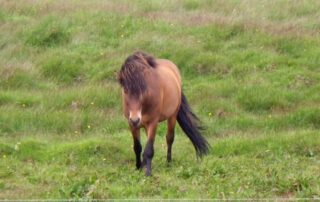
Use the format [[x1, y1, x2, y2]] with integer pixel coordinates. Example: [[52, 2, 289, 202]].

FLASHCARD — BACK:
[[155, 59, 182, 121], [158, 80, 181, 121]]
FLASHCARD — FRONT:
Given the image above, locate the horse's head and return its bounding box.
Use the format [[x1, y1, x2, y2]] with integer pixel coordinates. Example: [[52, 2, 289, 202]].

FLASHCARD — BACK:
[[118, 51, 157, 127], [122, 92, 143, 127]]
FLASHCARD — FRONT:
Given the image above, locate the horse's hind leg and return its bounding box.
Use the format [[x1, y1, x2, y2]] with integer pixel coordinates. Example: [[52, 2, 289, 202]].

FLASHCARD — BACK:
[[166, 115, 177, 163]]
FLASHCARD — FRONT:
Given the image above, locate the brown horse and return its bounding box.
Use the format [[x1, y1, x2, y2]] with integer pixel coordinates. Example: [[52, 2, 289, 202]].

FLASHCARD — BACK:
[[118, 51, 210, 176]]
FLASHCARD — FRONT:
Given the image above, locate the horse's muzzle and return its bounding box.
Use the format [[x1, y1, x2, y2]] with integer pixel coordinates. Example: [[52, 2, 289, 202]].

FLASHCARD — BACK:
[[129, 118, 141, 127]]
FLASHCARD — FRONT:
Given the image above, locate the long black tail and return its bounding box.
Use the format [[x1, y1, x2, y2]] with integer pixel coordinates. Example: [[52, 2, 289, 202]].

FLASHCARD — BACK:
[[177, 92, 210, 157]]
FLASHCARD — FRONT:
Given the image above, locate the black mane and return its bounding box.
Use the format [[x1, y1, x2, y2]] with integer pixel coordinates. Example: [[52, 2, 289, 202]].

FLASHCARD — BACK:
[[118, 51, 157, 97]]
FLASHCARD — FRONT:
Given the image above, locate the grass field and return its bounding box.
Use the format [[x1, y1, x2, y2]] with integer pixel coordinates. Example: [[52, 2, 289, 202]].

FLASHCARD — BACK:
[[1, 0, 320, 199]]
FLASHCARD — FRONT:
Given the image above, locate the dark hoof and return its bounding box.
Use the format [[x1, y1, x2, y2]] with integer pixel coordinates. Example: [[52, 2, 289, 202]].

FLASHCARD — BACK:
[[136, 162, 142, 170], [145, 170, 152, 176]]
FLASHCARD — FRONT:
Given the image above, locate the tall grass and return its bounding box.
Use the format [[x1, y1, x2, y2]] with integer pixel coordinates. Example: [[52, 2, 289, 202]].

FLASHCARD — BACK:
[[0, 0, 320, 199]]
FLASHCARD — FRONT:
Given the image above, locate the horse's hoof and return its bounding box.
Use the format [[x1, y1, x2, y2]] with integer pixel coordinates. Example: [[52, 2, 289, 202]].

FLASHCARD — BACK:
[[136, 162, 142, 170], [145, 171, 152, 176]]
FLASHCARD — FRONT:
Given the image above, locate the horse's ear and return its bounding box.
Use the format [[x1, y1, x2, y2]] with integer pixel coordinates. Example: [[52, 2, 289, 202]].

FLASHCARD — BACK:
[[116, 71, 123, 85], [144, 55, 156, 68], [134, 51, 156, 68], [117, 74, 128, 94]]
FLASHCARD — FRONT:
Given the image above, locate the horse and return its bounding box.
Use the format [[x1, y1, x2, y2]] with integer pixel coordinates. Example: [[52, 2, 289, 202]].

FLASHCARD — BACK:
[[117, 51, 210, 176]]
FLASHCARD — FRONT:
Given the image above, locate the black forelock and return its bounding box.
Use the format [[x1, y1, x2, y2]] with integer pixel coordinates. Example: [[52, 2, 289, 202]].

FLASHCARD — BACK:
[[118, 51, 157, 97]]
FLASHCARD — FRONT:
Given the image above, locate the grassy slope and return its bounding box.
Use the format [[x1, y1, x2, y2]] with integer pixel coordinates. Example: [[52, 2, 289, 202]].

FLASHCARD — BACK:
[[0, 0, 320, 199]]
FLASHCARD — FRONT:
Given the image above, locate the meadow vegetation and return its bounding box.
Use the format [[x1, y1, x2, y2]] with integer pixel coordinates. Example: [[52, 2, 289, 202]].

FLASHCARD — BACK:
[[0, 0, 319, 199]]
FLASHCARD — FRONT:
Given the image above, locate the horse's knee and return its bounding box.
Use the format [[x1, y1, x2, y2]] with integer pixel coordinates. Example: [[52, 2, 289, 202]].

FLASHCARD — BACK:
[[143, 141, 154, 159], [166, 133, 175, 145], [134, 141, 142, 154], [143, 148, 154, 160]]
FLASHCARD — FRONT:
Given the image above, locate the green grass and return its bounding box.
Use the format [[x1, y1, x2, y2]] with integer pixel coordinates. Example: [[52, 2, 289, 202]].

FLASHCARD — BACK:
[[1, 0, 320, 199]]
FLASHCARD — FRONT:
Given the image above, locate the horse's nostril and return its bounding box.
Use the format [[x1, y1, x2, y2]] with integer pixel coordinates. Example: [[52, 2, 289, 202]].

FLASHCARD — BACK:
[[130, 118, 140, 127]]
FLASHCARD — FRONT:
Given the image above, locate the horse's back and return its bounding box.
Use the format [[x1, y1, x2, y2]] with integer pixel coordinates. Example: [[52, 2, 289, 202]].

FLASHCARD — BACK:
[[156, 59, 181, 82], [155, 59, 182, 120]]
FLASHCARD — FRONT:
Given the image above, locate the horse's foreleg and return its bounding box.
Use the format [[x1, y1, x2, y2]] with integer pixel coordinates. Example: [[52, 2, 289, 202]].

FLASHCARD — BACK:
[[131, 127, 142, 170], [142, 122, 157, 176], [166, 116, 177, 163]]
